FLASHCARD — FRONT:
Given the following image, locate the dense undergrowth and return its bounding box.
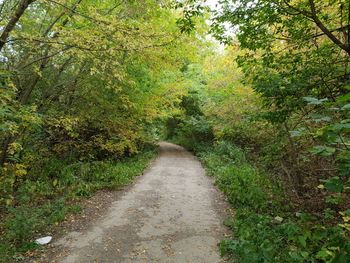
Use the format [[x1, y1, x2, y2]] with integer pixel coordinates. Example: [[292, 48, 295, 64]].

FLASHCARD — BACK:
[[168, 87, 350, 262], [167, 47, 350, 261], [0, 147, 156, 262], [2, 0, 350, 262], [191, 141, 350, 262], [168, 83, 350, 262]]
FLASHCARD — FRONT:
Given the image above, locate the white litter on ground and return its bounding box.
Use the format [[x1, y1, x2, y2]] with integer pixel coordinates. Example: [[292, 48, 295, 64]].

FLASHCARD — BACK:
[[35, 236, 52, 245]]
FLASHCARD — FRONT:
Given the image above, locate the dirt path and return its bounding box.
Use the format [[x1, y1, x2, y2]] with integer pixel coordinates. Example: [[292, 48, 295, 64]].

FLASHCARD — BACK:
[[44, 142, 230, 263]]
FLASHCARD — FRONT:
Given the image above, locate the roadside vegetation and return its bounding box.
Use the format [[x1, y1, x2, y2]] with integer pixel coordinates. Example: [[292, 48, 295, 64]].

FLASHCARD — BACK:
[[168, 47, 350, 261], [0, 0, 203, 261], [1, 0, 350, 262], [166, 0, 350, 261], [0, 148, 156, 262]]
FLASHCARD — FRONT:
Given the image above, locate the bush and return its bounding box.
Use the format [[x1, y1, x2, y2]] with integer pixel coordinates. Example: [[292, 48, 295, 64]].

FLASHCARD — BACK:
[[0, 148, 156, 262], [192, 141, 350, 263]]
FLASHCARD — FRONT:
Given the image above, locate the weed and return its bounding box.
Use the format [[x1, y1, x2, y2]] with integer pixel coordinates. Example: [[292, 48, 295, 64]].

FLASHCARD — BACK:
[[0, 148, 156, 262], [193, 141, 350, 262]]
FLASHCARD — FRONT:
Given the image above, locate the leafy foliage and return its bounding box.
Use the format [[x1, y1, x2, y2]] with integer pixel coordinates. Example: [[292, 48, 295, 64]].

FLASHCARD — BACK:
[[0, 148, 156, 262], [0, 0, 202, 260], [193, 141, 350, 262], [2, 0, 350, 261], [168, 0, 350, 258]]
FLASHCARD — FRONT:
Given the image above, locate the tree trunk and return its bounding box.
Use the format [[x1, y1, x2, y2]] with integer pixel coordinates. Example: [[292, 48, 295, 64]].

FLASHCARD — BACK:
[[308, 0, 350, 56], [0, 136, 12, 166], [18, 0, 82, 104], [0, 0, 35, 52]]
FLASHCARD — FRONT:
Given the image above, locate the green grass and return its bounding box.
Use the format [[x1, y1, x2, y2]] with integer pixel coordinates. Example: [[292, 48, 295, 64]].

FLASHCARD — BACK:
[[0, 148, 157, 262], [190, 141, 350, 263]]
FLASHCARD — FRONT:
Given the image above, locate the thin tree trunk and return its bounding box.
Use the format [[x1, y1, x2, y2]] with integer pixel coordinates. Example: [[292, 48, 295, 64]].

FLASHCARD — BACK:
[[18, 0, 82, 104], [1, 0, 82, 165], [283, 123, 304, 192], [0, 0, 35, 52], [0, 136, 12, 166]]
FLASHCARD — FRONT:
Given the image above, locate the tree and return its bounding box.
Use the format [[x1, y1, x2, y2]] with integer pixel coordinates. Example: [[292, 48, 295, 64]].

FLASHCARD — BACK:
[[0, 0, 200, 205]]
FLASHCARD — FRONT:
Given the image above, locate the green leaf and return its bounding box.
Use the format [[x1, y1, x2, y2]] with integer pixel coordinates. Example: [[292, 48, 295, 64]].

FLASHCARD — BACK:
[[331, 123, 350, 132], [290, 129, 304, 137], [298, 236, 307, 248], [303, 97, 328, 105], [316, 249, 332, 260], [325, 194, 342, 204], [337, 92, 350, 103], [341, 104, 350, 111], [310, 146, 336, 156], [308, 114, 331, 123], [53, 179, 58, 187], [321, 177, 343, 193]]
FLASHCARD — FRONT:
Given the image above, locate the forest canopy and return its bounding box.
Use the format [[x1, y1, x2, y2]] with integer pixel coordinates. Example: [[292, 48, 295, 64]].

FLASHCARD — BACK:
[[0, 1, 207, 259], [168, 0, 350, 261], [0, 0, 202, 190], [1, 0, 350, 262]]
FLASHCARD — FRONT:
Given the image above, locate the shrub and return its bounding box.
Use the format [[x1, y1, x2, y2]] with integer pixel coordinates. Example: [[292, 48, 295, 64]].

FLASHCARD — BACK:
[[193, 141, 350, 263]]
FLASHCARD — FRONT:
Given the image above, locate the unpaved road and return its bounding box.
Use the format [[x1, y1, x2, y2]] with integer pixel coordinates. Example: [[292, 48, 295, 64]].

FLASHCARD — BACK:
[[46, 142, 230, 263]]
